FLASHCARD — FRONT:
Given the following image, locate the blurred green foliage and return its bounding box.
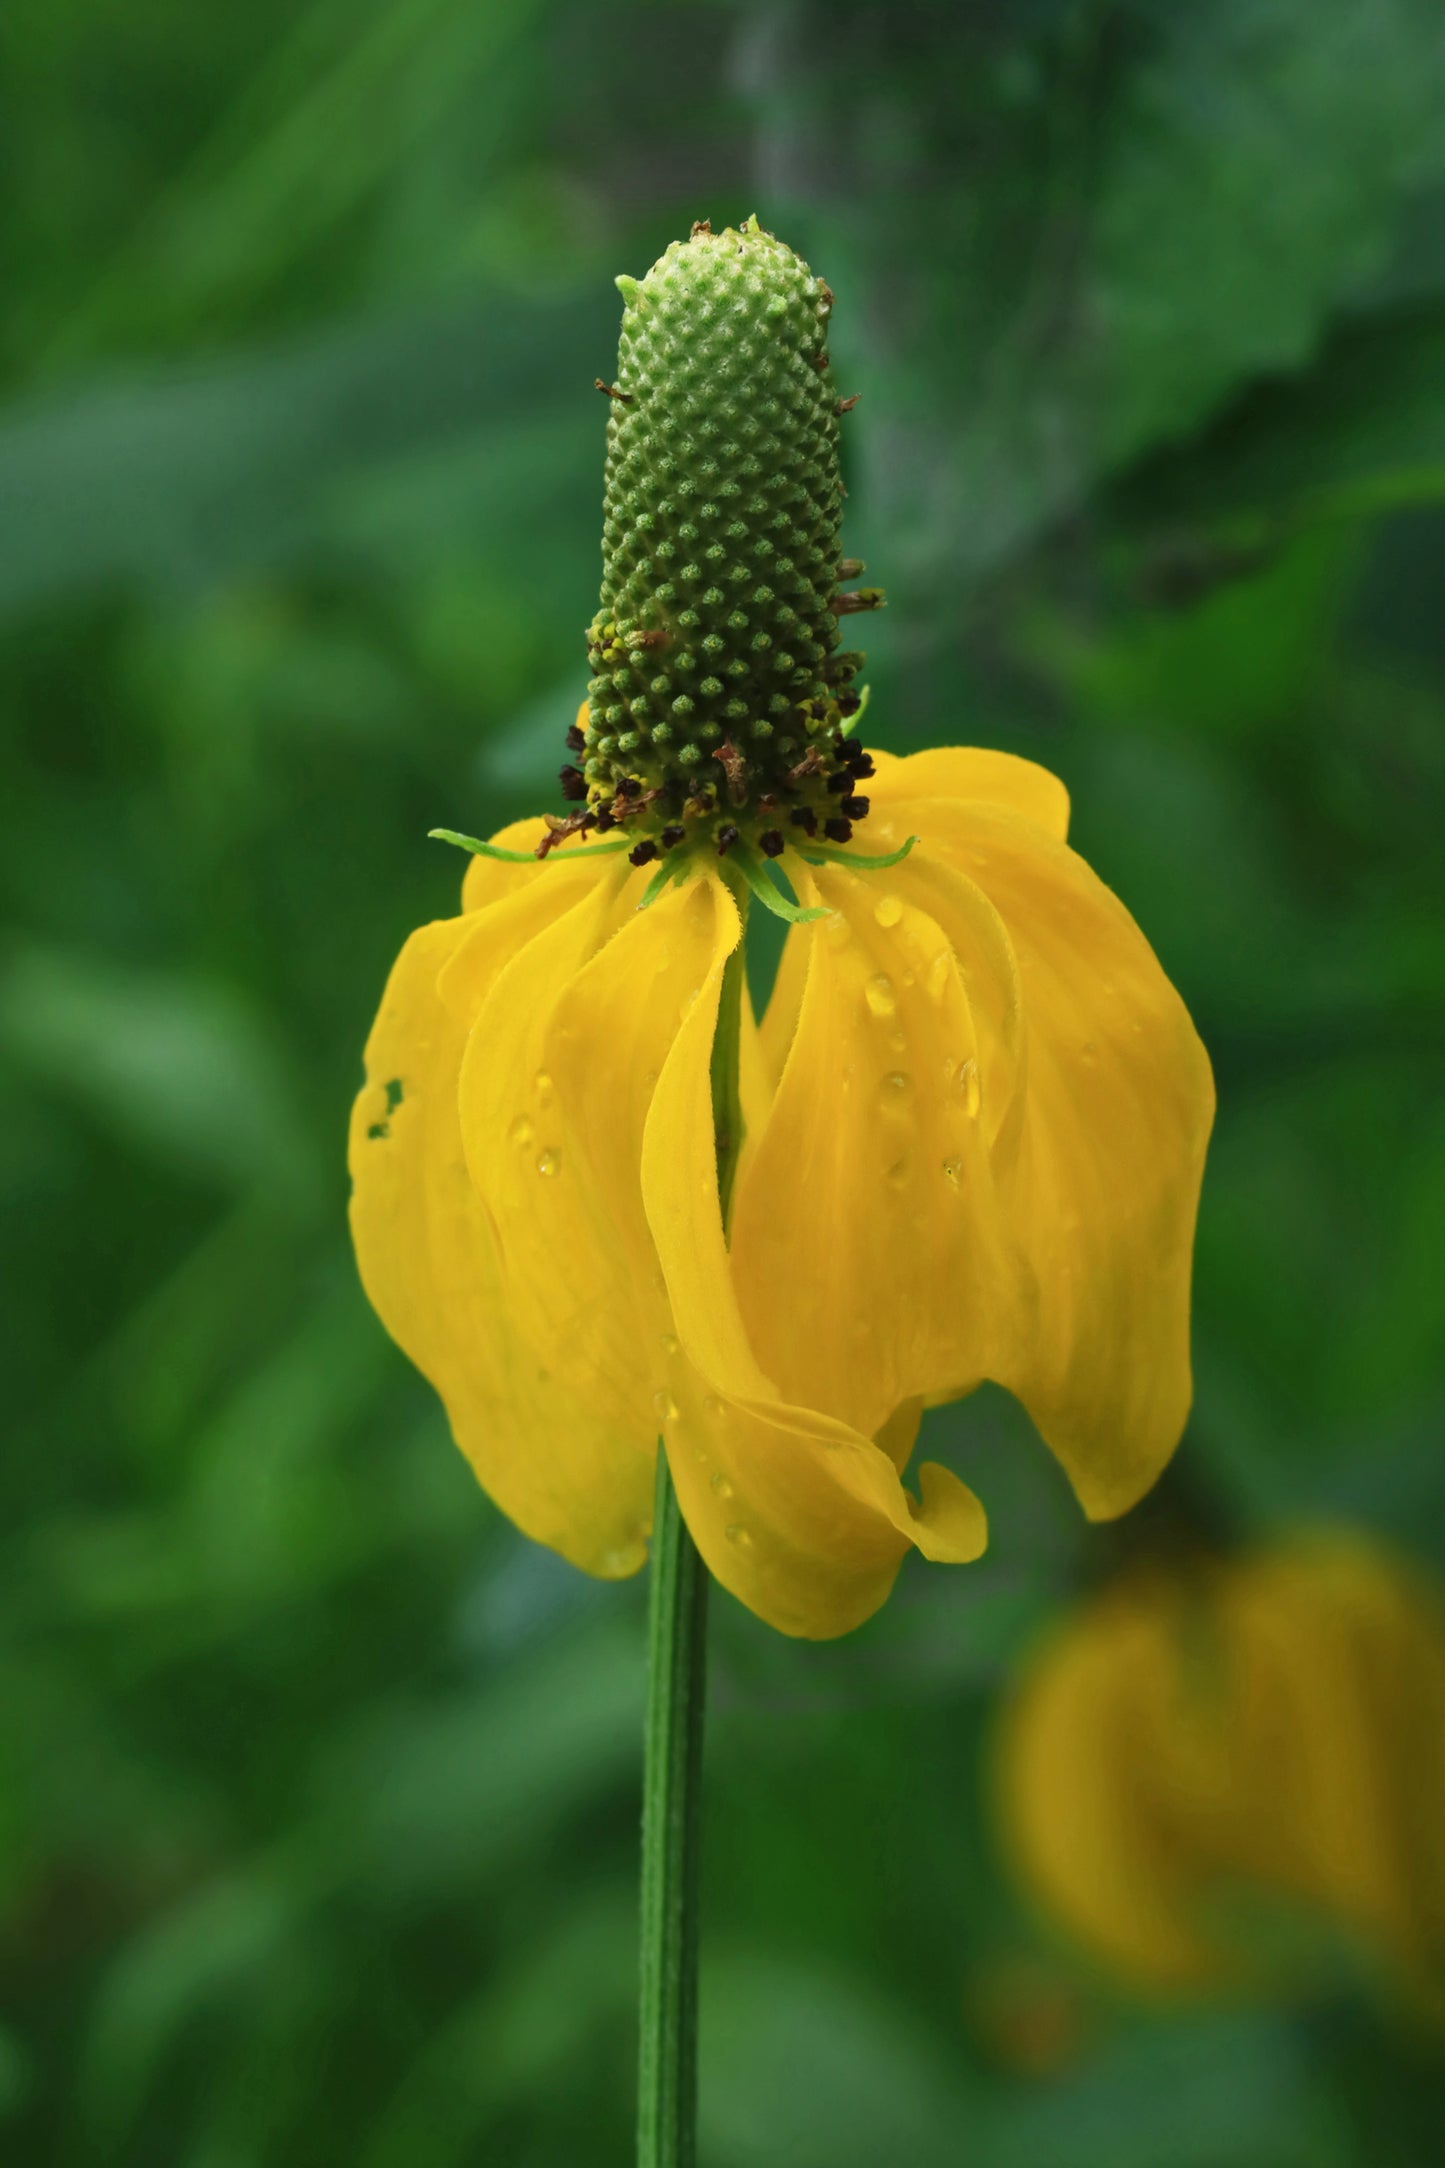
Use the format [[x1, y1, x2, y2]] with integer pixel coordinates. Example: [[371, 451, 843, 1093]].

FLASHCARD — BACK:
[[2, 2, 1443, 2162]]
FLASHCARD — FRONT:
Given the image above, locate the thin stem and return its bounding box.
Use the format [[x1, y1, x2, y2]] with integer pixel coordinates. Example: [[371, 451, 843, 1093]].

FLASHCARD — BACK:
[[637, 1454, 708, 2168], [637, 893, 749, 2168]]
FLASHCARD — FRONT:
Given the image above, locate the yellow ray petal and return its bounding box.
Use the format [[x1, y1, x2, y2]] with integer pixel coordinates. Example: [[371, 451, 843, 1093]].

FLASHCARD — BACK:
[[997, 1580, 1227, 1990], [868, 745, 1071, 842], [726, 854, 1027, 1441], [639, 878, 988, 1638], [917, 803, 1214, 1517], [348, 908, 652, 1577], [458, 815, 553, 913], [458, 862, 733, 1444]]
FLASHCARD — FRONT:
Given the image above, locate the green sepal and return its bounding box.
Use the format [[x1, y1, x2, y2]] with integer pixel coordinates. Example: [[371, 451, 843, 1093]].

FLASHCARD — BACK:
[[635, 856, 692, 911], [795, 833, 919, 872], [429, 827, 631, 864], [732, 845, 830, 925]]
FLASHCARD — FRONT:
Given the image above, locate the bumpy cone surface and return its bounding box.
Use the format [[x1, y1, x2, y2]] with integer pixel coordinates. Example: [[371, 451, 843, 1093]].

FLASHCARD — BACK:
[[557, 217, 881, 864]]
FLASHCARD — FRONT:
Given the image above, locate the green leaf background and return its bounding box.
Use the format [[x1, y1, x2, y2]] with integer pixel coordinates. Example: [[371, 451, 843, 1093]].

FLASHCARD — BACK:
[[2, 2, 1443, 2161]]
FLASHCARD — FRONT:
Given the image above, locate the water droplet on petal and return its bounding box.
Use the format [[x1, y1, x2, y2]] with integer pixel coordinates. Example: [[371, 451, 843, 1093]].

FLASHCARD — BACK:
[[710, 1472, 734, 1499], [509, 1115, 534, 1148], [956, 1058, 981, 1117], [865, 973, 896, 1019], [881, 1071, 911, 1105], [660, 1333, 679, 1357], [702, 1394, 726, 1420], [927, 949, 952, 1002], [724, 1524, 754, 1550], [873, 893, 903, 929], [652, 1389, 679, 1422], [533, 1070, 554, 1106], [537, 1146, 562, 1176]]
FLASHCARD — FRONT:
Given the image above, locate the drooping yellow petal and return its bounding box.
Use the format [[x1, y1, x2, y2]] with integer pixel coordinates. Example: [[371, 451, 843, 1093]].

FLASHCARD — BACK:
[[999, 1536, 1445, 2008], [997, 1579, 1230, 1991], [728, 854, 1028, 1440], [890, 804, 1213, 1518], [1217, 1536, 1445, 1995], [456, 859, 658, 1442], [348, 904, 652, 1577], [639, 877, 988, 1638], [868, 744, 1071, 842]]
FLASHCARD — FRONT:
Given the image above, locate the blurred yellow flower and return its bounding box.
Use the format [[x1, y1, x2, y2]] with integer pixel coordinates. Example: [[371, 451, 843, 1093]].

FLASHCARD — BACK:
[[996, 1531, 1445, 2009], [349, 721, 1213, 1638]]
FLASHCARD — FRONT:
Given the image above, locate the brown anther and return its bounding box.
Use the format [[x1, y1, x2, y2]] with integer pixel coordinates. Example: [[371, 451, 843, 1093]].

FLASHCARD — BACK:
[[810, 351, 830, 372], [759, 829, 785, 858], [789, 806, 818, 835], [535, 810, 591, 859], [616, 776, 643, 799], [713, 738, 749, 805], [715, 823, 741, 856], [627, 628, 668, 651], [757, 791, 778, 812], [836, 690, 862, 718], [565, 721, 586, 753], [841, 793, 870, 820], [558, 763, 587, 801], [835, 393, 860, 415], [824, 816, 853, 844], [594, 811, 617, 833], [629, 840, 660, 867], [838, 558, 865, 579], [786, 745, 828, 785], [594, 378, 633, 401], [835, 588, 886, 615], [659, 824, 686, 849], [825, 770, 852, 794], [840, 739, 872, 774], [818, 281, 835, 311], [691, 218, 712, 237]]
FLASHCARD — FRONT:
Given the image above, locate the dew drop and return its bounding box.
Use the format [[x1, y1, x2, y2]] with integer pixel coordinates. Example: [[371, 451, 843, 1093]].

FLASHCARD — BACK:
[[702, 1394, 726, 1420], [955, 1058, 981, 1117], [660, 1333, 679, 1357], [508, 1115, 534, 1148], [652, 1389, 679, 1422], [533, 1070, 555, 1106], [942, 1156, 963, 1189], [710, 1472, 735, 1499], [873, 893, 903, 929], [865, 972, 897, 1019], [536, 1146, 562, 1176], [724, 1524, 754, 1550], [927, 949, 952, 1002], [882, 1070, 911, 1100]]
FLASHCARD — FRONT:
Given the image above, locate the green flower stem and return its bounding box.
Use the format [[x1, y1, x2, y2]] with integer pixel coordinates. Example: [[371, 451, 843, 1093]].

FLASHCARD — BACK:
[[637, 1452, 708, 2168], [637, 893, 749, 2168]]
